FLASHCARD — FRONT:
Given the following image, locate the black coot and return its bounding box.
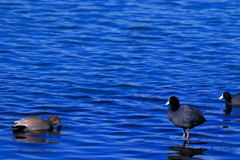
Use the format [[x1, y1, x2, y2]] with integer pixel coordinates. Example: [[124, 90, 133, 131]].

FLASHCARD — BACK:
[[219, 92, 240, 105], [166, 96, 206, 140]]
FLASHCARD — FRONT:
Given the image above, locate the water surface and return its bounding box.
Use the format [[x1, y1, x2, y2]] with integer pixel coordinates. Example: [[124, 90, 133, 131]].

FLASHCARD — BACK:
[[1, 0, 240, 159]]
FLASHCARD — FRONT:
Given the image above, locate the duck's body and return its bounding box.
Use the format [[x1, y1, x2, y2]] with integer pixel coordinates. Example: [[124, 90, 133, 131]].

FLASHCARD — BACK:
[[166, 96, 206, 139], [12, 116, 61, 132]]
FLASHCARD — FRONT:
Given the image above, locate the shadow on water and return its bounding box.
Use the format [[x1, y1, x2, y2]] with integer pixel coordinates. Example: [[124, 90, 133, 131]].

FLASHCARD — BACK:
[[223, 105, 232, 115], [167, 141, 208, 160], [223, 105, 240, 115], [12, 128, 61, 144]]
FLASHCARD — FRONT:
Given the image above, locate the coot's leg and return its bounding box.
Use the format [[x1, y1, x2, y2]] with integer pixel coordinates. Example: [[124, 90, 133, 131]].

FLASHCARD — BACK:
[[187, 129, 190, 139], [182, 128, 186, 139]]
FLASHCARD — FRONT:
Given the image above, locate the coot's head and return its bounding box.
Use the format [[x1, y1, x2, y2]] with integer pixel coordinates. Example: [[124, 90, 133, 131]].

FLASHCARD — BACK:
[[219, 92, 231, 102], [166, 96, 180, 106]]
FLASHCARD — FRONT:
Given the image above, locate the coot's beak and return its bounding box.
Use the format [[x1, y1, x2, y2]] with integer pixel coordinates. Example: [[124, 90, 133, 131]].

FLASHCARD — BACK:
[[219, 94, 224, 99], [166, 100, 170, 105]]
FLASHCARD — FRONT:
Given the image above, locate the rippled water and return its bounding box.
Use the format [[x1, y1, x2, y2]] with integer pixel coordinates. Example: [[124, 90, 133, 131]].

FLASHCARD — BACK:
[[1, 0, 240, 159]]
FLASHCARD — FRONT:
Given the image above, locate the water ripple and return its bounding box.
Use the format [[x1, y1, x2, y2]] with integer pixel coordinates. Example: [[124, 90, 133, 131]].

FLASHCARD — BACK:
[[1, 0, 240, 159]]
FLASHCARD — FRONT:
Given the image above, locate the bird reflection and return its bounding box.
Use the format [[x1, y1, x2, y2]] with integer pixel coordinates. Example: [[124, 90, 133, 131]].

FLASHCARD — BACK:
[[223, 105, 232, 114], [168, 143, 207, 160], [223, 104, 240, 115], [13, 128, 61, 144]]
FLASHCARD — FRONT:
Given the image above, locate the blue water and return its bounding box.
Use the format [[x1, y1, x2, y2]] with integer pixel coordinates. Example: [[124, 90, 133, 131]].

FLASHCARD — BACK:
[[1, 0, 240, 159]]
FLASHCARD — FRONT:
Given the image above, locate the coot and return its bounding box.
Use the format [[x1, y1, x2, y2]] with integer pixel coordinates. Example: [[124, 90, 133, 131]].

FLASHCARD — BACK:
[[166, 96, 206, 139], [219, 92, 240, 105]]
